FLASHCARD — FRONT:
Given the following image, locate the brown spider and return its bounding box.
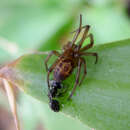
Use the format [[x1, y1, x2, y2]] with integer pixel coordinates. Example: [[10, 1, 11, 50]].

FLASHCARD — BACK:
[[45, 14, 98, 99]]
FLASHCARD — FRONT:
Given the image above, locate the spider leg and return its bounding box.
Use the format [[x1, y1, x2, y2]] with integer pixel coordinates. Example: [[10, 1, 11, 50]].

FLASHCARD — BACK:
[[80, 52, 98, 64], [68, 59, 82, 99], [78, 58, 87, 86], [78, 25, 90, 50], [71, 25, 89, 33], [46, 59, 59, 90], [44, 51, 60, 71], [44, 51, 60, 90], [80, 33, 94, 52], [47, 70, 51, 90], [71, 14, 82, 46]]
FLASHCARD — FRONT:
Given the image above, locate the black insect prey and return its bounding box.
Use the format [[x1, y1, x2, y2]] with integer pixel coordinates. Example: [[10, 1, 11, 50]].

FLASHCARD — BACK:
[[48, 80, 63, 112]]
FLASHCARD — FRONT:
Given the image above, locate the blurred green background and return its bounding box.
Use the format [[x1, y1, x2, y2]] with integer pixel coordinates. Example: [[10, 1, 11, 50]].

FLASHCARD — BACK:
[[0, 0, 130, 130]]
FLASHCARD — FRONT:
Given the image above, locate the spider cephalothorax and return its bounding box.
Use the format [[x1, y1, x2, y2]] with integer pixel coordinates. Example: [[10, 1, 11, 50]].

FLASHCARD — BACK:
[[45, 14, 98, 101]]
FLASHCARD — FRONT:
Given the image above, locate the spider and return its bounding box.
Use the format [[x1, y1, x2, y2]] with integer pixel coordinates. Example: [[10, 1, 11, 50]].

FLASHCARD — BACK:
[[45, 14, 98, 99]]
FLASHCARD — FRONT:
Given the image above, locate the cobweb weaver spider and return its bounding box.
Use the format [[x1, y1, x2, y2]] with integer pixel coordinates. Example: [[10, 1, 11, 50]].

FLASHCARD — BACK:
[[45, 14, 98, 99]]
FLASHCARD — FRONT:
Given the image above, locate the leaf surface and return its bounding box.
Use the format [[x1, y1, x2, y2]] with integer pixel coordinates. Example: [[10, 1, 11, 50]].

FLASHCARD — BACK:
[[0, 39, 130, 130]]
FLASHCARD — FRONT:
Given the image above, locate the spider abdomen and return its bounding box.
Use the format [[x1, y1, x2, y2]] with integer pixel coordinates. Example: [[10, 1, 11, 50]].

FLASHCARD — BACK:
[[53, 58, 74, 82]]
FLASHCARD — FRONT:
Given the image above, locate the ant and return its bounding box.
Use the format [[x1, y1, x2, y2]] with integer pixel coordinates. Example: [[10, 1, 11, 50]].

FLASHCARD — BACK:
[[48, 80, 63, 112], [45, 14, 98, 103]]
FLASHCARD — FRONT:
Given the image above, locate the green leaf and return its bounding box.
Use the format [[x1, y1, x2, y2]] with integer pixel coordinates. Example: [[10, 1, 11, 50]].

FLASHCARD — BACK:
[[0, 39, 130, 130], [19, 93, 91, 130]]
